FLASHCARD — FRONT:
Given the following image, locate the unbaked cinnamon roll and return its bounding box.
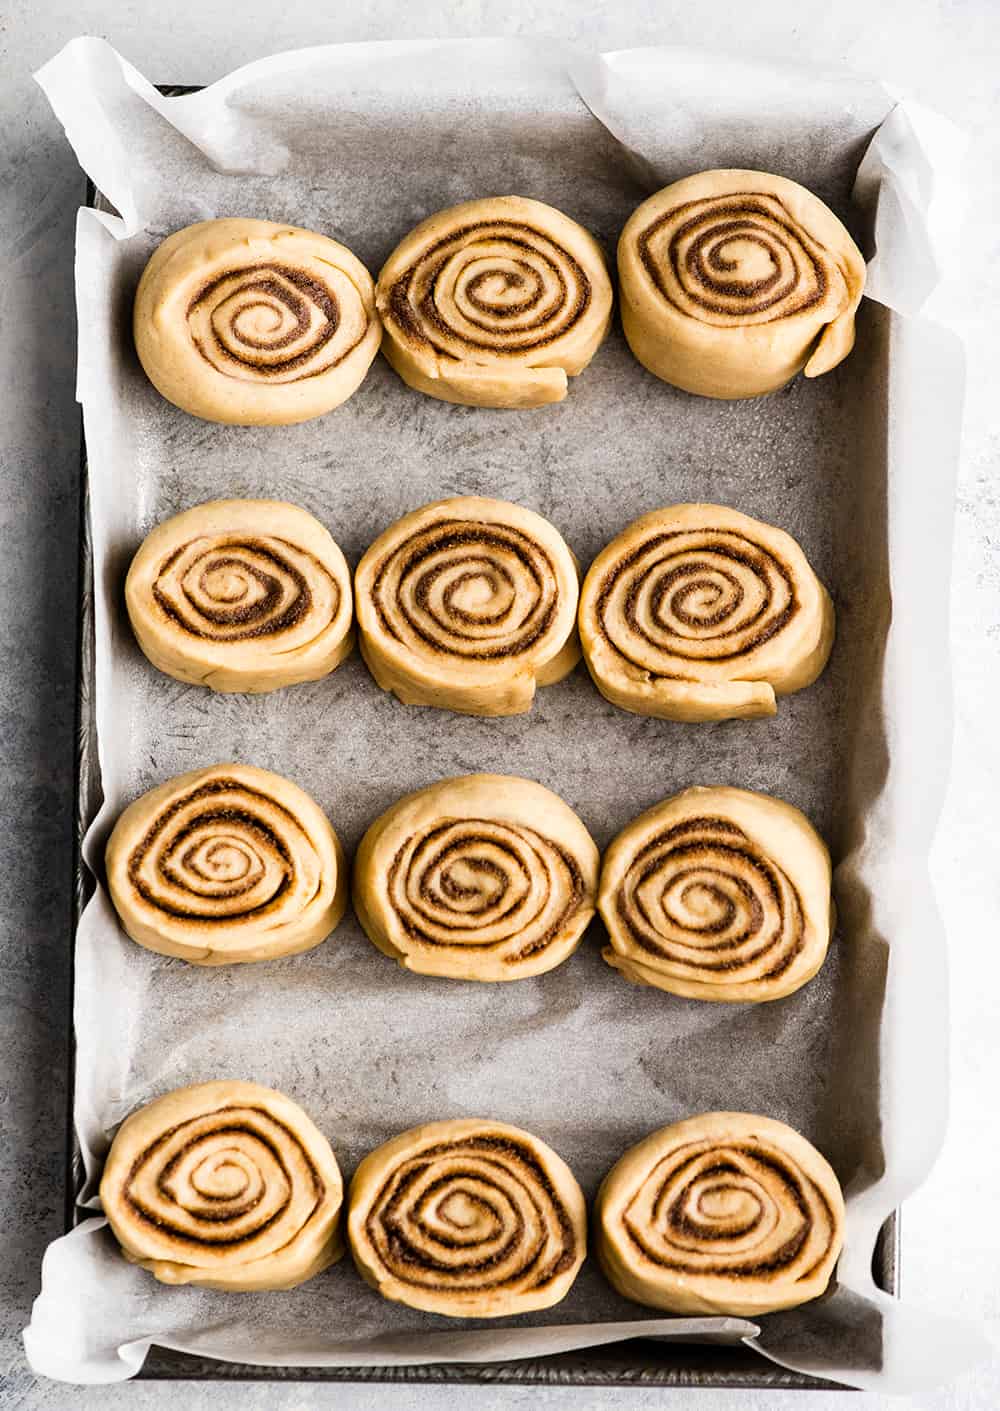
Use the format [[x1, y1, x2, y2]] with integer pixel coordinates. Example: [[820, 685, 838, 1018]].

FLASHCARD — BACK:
[[105, 763, 346, 964], [354, 775, 599, 981], [355, 497, 580, 715], [377, 196, 613, 408], [133, 218, 380, 424], [348, 1119, 586, 1317], [100, 1080, 343, 1291], [618, 170, 865, 398], [579, 503, 834, 721], [125, 499, 354, 692], [599, 786, 832, 1002], [596, 1112, 845, 1315]]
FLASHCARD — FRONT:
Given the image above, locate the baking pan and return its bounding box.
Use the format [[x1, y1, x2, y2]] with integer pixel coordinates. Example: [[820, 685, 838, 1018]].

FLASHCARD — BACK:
[[64, 82, 899, 1386]]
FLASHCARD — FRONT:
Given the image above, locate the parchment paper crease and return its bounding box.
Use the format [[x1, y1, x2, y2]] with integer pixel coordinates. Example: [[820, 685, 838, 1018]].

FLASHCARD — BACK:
[[25, 35, 986, 1391]]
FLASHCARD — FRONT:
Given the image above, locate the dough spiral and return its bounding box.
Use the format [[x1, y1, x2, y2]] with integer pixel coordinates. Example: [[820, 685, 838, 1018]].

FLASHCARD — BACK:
[[353, 774, 599, 981], [355, 497, 580, 716], [377, 196, 613, 407], [100, 1080, 343, 1291], [599, 786, 832, 1002], [579, 503, 834, 721], [348, 1119, 587, 1317], [125, 499, 354, 692], [596, 1112, 845, 1315], [618, 170, 865, 398], [105, 763, 346, 964], [134, 218, 380, 424]]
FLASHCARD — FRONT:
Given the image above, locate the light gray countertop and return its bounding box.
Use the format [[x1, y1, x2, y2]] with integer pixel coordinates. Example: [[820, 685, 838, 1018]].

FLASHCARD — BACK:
[[2, 2, 997, 1408]]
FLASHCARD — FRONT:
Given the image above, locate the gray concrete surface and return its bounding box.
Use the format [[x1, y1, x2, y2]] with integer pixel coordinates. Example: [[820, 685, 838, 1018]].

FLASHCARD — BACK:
[[1, 2, 997, 1408]]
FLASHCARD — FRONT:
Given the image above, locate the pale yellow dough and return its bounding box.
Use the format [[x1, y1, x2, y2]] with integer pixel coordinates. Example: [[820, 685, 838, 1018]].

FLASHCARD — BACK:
[[376, 196, 613, 408], [348, 1118, 587, 1317], [100, 1080, 343, 1291], [599, 786, 832, 1002], [133, 218, 380, 424], [125, 499, 354, 692], [105, 763, 346, 964], [354, 774, 599, 981], [618, 170, 866, 399], [596, 1112, 845, 1316], [355, 496, 580, 716], [579, 503, 834, 722]]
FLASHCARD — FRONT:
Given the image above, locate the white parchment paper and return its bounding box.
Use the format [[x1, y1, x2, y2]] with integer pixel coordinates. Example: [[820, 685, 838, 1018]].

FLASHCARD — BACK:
[[26, 35, 988, 1391]]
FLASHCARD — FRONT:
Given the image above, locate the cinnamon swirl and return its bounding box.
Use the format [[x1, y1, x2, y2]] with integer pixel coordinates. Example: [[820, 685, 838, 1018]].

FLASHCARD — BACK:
[[348, 1119, 586, 1316], [354, 775, 599, 981], [133, 218, 380, 424], [125, 499, 354, 692], [100, 1080, 343, 1291], [599, 786, 833, 1002], [618, 170, 865, 398], [377, 197, 613, 407], [596, 1112, 845, 1315], [579, 503, 834, 721], [105, 764, 347, 964], [355, 497, 580, 715]]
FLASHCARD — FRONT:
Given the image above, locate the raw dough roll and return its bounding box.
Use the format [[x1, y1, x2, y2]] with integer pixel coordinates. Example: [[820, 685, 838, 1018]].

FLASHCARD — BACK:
[[355, 496, 580, 716], [579, 503, 834, 721], [618, 170, 866, 399], [348, 1119, 586, 1317], [125, 499, 354, 693], [354, 774, 599, 981], [134, 218, 380, 424], [106, 763, 346, 964], [596, 1112, 845, 1316], [599, 786, 832, 1002], [376, 196, 613, 408], [100, 1080, 343, 1291]]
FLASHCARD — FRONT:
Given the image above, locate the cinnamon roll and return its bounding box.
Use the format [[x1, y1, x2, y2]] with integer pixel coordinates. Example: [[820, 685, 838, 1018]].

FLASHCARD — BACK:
[[596, 1112, 845, 1315], [100, 1080, 343, 1291], [348, 1119, 586, 1317], [354, 775, 599, 981], [105, 764, 346, 964], [599, 787, 832, 1002], [355, 497, 580, 716], [376, 197, 613, 408], [133, 218, 380, 424], [579, 503, 834, 721], [125, 499, 354, 692], [618, 170, 866, 398]]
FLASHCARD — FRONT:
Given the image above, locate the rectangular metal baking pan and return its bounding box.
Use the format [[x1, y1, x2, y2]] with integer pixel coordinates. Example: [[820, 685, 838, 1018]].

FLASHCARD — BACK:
[[66, 89, 899, 1388]]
